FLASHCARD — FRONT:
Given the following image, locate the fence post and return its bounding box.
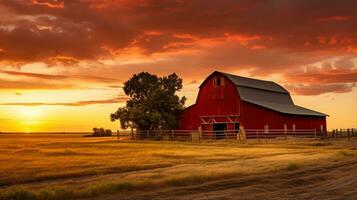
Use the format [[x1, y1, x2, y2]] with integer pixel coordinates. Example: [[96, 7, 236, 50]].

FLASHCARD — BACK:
[[284, 128, 287, 140], [237, 129, 241, 143], [117, 130, 119, 141], [256, 131, 260, 142], [147, 130, 149, 139], [264, 127, 267, 144], [131, 128, 134, 139], [347, 129, 351, 141], [237, 129, 240, 142], [171, 130, 174, 141], [241, 126, 246, 143], [198, 126, 202, 142], [314, 129, 317, 138], [264, 125, 268, 144]]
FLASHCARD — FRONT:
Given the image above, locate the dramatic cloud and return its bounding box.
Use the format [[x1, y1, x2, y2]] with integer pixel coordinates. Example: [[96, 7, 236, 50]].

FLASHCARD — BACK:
[[0, 0, 356, 95], [0, 78, 74, 89], [284, 57, 357, 95], [0, 69, 121, 82], [0, 96, 128, 106], [285, 83, 355, 96], [1, 0, 356, 61]]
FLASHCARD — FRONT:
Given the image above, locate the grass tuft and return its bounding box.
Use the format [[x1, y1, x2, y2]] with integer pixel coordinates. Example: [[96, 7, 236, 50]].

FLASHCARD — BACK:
[[287, 162, 300, 171], [337, 151, 351, 157], [79, 182, 137, 198], [165, 174, 210, 186], [0, 188, 36, 200]]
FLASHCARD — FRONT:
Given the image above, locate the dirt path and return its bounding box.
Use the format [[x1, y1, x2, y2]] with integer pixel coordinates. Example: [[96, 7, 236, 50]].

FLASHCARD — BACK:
[[104, 159, 357, 200]]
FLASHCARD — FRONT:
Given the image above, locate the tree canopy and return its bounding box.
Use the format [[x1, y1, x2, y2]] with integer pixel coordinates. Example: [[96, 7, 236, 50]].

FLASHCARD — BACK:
[[110, 72, 186, 130]]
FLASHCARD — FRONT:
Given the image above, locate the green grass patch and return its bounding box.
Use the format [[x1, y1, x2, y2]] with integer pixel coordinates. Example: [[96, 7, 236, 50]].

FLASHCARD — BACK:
[[0, 181, 152, 200], [164, 174, 211, 186], [79, 182, 137, 198], [0, 188, 36, 200], [287, 162, 300, 171]]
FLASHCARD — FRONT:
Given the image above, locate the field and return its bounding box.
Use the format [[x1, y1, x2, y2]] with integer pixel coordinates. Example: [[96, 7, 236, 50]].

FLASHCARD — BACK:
[[0, 134, 357, 200]]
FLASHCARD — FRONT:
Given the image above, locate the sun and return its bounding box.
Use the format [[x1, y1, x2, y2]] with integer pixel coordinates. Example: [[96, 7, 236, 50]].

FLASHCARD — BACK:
[[18, 106, 44, 118], [14, 106, 45, 132]]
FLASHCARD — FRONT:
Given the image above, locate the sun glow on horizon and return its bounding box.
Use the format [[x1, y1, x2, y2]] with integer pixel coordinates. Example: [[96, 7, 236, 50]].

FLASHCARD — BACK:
[[17, 106, 44, 118], [11, 106, 45, 132]]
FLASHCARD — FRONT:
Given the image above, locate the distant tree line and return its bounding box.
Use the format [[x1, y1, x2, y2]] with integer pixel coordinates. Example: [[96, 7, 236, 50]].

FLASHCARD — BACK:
[[92, 128, 112, 137]]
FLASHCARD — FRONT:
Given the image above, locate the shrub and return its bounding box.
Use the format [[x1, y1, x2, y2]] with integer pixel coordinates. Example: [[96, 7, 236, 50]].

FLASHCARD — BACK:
[[92, 128, 112, 137]]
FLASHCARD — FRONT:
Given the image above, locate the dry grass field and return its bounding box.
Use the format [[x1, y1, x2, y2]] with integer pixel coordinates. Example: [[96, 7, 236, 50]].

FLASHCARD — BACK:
[[0, 134, 357, 200]]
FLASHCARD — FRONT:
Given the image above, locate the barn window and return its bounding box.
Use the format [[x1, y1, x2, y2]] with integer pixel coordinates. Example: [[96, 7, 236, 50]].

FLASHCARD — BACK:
[[213, 76, 225, 99], [216, 77, 221, 86], [213, 77, 224, 87]]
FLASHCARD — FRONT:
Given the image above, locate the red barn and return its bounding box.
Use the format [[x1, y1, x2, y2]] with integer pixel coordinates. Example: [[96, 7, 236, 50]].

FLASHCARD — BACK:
[[179, 71, 327, 136]]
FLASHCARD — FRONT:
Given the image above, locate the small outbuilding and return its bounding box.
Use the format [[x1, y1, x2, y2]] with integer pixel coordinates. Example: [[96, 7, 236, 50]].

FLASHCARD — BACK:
[[179, 71, 327, 136]]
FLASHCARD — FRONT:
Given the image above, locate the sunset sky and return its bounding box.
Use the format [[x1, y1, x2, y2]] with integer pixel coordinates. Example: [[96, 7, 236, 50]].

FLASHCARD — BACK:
[[0, 0, 356, 132]]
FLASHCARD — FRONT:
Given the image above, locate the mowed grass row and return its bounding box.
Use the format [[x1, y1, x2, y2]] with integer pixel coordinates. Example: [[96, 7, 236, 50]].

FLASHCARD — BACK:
[[0, 134, 356, 200]]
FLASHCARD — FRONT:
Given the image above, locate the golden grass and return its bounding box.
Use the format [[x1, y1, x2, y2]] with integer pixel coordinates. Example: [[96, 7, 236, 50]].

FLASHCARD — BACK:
[[0, 134, 356, 200]]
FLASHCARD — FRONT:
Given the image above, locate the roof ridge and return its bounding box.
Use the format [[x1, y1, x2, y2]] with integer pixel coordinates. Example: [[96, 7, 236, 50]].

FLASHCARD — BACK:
[[216, 71, 289, 93], [217, 71, 273, 83]]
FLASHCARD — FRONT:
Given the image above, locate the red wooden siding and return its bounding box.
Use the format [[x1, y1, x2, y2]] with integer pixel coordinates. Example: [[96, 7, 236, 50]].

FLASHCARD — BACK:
[[240, 101, 326, 132], [179, 72, 327, 133]]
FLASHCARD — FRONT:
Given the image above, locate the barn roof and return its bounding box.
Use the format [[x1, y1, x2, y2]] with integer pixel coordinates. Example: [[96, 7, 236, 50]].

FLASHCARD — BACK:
[[220, 72, 289, 93], [216, 71, 327, 117]]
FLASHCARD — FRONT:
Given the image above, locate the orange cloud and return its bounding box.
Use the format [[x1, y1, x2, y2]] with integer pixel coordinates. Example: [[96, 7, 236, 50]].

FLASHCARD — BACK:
[[0, 96, 128, 106], [283, 57, 357, 95], [315, 16, 351, 22], [0, 78, 74, 90], [0, 70, 121, 83], [285, 83, 354, 96], [32, 0, 64, 8], [0, 0, 356, 96]]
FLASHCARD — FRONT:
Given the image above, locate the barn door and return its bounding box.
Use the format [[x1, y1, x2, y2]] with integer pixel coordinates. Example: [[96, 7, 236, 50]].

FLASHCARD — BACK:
[[213, 123, 227, 139], [234, 122, 240, 131]]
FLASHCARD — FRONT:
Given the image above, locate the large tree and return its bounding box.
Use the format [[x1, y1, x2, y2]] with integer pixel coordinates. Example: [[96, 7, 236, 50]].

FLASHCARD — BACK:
[[111, 72, 186, 130]]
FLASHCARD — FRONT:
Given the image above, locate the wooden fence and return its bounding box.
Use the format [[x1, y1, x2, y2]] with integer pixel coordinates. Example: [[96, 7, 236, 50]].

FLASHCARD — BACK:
[[116, 130, 192, 141], [115, 128, 325, 142], [330, 128, 357, 140], [245, 129, 322, 139]]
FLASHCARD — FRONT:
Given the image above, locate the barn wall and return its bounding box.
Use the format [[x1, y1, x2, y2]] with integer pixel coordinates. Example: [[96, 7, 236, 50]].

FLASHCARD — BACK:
[[240, 101, 327, 132], [195, 74, 241, 116], [179, 72, 327, 133], [179, 73, 241, 130], [179, 105, 200, 130]]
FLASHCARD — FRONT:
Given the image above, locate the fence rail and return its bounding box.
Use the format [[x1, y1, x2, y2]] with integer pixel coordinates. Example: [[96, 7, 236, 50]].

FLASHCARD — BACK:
[[114, 128, 330, 142], [330, 128, 357, 140], [245, 129, 322, 139], [116, 130, 192, 141]]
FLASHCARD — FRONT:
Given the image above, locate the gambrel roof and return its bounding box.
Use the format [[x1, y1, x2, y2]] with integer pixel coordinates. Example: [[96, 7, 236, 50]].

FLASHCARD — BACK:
[[217, 71, 327, 117]]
